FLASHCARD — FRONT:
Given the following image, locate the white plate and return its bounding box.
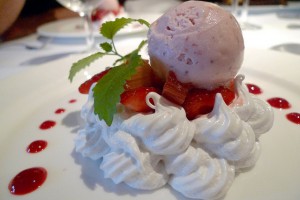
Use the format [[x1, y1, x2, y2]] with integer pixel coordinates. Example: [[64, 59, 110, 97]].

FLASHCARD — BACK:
[[37, 14, 160, 38], [37, 17, 145, 38], [0, 38, 300, 200]]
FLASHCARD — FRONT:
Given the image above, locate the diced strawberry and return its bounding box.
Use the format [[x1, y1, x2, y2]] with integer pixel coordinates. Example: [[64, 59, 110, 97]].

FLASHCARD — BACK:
[[183, 88, 215, 120], [215, 82, 235, 105], [120, 87, 158, 112], [124, 61, 153, 90], [78, 69, 110, 94], [183, 83, 235, 120], [162, 71, 192, 105], [124, 60, 163, 91]]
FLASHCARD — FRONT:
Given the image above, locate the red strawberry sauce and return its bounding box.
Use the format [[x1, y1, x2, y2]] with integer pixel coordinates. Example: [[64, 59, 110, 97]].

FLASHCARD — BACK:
[[267, 97, 291, 109], [55, 108, 65, 114], [39, 120, 56, 130], [8, 167, 47, 195], [7, 98, 81, 195], [246, 83, 262, 95], [286, 112, 300, 125], [69, 99, 77, 103], [26, 140, 48, 153]]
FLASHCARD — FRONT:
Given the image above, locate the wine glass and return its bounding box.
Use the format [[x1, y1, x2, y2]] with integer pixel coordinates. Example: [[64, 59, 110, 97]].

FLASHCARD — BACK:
[[231, 0, 261, 30], [56, 0, 104, 50]]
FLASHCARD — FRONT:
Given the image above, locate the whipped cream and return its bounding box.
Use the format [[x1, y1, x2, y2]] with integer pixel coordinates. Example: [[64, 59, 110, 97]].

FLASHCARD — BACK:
[[75, 74, 273, 199]]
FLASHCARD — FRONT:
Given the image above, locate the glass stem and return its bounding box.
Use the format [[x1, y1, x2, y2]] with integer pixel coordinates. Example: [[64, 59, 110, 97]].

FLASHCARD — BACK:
[[232, 0, 239, 17], [241, 0, 249, 23], [81, 12, 94, 50]]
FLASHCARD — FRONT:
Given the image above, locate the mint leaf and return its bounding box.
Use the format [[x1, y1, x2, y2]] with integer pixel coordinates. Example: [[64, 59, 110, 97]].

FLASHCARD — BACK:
[[69, 52, 105, 82], [101, 18, 134, 39], [100, 42, 112, 52], [136, 39, 148, 52], [93, 53, 142, 126], [113, 40, 147, 66], [101, 17, 150, 40], [69, 18, 150, 82], [136, 19, 150, 28], [69, 17, 151, 126]]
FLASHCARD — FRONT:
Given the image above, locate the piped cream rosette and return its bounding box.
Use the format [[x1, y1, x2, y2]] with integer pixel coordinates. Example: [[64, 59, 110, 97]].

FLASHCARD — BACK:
[[75, 74, 273, 199]]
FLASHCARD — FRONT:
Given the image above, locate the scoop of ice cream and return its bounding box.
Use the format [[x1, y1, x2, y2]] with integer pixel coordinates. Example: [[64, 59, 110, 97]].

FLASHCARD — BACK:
[[148, 1, 244, 89]]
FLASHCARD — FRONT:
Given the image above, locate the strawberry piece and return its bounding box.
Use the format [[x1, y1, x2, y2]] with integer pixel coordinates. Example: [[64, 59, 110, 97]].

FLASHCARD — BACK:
[[183, 84, 235, 120], [92, 5, 122, 21], [124, 60, 163, 91], [120, 87, 158, 112], [162, 71, 192, 105], [78, 69, 110, 94], [215, 83, 235, 105], [91, 9, 110, 21], [124, 61, 153, 90], [183, 88, 215, 120]]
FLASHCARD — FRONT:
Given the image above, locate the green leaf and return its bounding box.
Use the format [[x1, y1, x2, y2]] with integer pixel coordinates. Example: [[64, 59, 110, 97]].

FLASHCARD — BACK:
[[100, 42, 112, 52], [100, 17, 150, 40], [136, 39, 148, 52], [101, 18, 134, 39], [69, 52, 105, 82], [93, 53, 142, 126], [113, 40, 147, 66], [69, 17, 151, 126], [136, 19, 150, 28]]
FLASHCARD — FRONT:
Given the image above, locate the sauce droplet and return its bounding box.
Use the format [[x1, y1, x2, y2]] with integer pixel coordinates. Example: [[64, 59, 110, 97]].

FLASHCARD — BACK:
[[246, 83, 262, 95], [26, 140, 48, 153], [286, 112, 300, 124], [69, 99, 77, 103], [55, 108, 65, 114], [8, 167, 47, 195], [39, 120, 56, 130], [267, 97, 291, 109]]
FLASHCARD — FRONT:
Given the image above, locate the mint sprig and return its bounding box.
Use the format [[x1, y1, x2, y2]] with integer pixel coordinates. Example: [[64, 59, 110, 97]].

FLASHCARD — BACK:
[[101, 18, 150, 39], [68, 17, 150, 126], [93, 52, 142, 126], [68, 52, 105, 82]]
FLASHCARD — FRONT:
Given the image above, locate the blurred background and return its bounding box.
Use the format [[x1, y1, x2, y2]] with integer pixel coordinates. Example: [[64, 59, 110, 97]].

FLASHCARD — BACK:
[[0, 0, 297, 42]]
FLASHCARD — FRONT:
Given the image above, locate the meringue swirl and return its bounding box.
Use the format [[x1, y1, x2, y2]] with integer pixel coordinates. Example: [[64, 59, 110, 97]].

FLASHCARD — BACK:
[[120, 92, 195, 155], [75, 74, 273, 199], [232, 75, 274, 137], [164, 145, 235, 200], [193, 93, 259, 169], [100, 130, 168, 190]]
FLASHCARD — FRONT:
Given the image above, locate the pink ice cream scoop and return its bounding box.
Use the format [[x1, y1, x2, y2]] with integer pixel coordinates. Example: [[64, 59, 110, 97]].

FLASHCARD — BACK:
[[148, 1, 244, 89]]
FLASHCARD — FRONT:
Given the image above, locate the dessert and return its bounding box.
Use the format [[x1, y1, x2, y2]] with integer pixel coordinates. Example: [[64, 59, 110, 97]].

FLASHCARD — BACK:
[[91, 0, 127, 29], [71, 1, 274, 199]]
